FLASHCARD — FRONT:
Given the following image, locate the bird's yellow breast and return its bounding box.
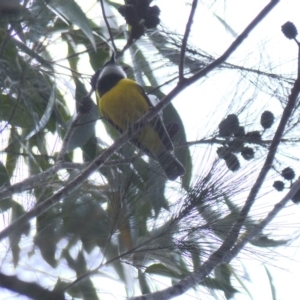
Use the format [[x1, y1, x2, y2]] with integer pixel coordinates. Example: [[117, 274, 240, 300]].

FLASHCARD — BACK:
[[97, 78, 165, 154], [98, 78, 150, 130]]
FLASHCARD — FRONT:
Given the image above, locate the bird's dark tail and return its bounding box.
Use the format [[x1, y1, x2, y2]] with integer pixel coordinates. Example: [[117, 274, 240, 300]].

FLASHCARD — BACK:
[[157, 151, 185, 181]]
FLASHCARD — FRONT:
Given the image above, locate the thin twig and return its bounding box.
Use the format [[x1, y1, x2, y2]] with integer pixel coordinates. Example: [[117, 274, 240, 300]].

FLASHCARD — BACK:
[[54, 40, 109, 63], [176, 137, 292, 148], [0, 272, 64, 300], [0, 163, 62, 200], [179, 0, 198, 81], [57, 89, 95, 161], [0, 156, 139, 201], [119, 38, 134, 56], [56, 112, 83, 161], [0, 27, 14, 59], [99, 0, 118, 54], [224, 177, 300, 264]]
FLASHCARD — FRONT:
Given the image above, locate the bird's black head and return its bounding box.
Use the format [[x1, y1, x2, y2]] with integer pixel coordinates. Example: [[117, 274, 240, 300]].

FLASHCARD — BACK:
[[91, 53, 127, 96], [90, 53, 126, 91]]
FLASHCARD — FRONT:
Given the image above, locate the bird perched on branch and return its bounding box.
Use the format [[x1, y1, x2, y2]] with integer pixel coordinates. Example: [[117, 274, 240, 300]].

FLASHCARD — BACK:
[[91, 54, 185, 181]]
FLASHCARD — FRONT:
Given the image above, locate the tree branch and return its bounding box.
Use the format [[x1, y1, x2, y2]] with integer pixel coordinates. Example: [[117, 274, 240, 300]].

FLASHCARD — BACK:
[[177, 137, 295, 148], [0, 162, 62, 200], [179, 0, 198, 81], [99, 0, 118, 54], [0, 157, 137, 201], [224, 177, 300, 264], [0, 273, 65, 300]]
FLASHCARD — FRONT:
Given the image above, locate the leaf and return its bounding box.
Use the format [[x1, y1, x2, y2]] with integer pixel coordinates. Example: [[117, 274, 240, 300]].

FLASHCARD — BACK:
[[0, 161, 13, 212], [213, 13, 238, 37], [82, 134, 97, 162], [53, 279, 69, 294], [25, 83, 56, 140], [118, 220, 133, 251], [78, 279, 99, 300], [140, 159, 169, 215], [105, 243, 127, 283], [214, 264, 237, 299], [26, 138, 53, 176], [34, 210, 60, 268], [10, 202, 31, 267], [5, 127, 21, 178], [64, 33, 80, 71], [145, 263, 182, 279], [66, 79, 99, 152], [106, 0, 122, 11], [231, 266, 253, 300], [211, 212, 238, 241], [250, 235, 288, 247], [62, 195, 110, 252], [138, 270, 151, 295], [61, 250, 99, 299], [0, 160, 10, 188], [13, 39, 53, 69], [201, 277, 239, 298], [47, 0, 96, 49], [0, 31, 18, 63], [89, 46, 110, 71], [190, 244, 201, 270], [265, 266, 277, 300], [10, 21, 26, 43], [0, 198, 14, 212], [132, 44, 159, 86], [0, 95, 35, 128], [163, 102, 192, 189]]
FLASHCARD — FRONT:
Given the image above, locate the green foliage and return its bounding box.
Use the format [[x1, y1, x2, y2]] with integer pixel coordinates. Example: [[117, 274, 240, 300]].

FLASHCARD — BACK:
[[47, 0, 96, 48]]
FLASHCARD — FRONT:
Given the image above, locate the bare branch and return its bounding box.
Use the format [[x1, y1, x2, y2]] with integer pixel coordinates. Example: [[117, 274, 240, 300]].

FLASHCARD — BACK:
[[0, 272, 65, 300], [179, 0, 198, 81], [99, 0, 118, 54], [0, 157, 137, 201], [224, 177, 300, 264], [177, 137, 296, 148], [0, 162, 62, 199]]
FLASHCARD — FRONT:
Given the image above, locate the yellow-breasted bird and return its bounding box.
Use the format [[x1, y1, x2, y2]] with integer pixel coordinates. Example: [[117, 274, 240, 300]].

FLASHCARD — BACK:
[[91, 54, 185, 181]]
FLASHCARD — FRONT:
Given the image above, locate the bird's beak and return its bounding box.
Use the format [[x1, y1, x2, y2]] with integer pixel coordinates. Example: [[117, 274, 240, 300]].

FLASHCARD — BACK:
[[109, 52, 116, 64]]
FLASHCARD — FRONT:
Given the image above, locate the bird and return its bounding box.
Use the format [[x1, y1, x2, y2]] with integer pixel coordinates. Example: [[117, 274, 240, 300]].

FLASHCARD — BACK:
[[91, 53, 185, 181]]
